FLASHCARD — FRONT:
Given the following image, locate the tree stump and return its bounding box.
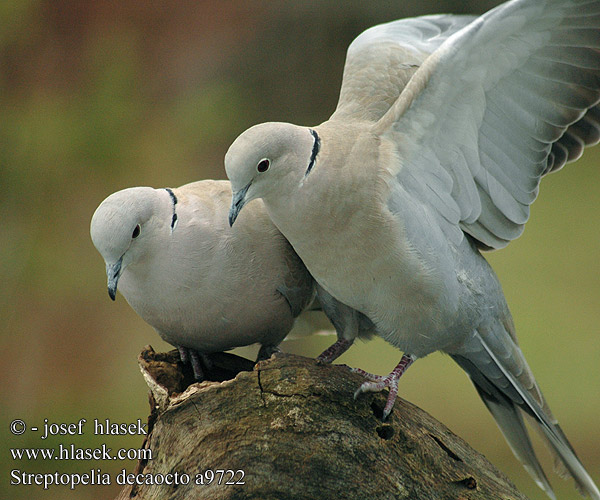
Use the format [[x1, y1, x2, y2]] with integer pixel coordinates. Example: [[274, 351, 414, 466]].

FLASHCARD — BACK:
[[115, 346, 528, 500]]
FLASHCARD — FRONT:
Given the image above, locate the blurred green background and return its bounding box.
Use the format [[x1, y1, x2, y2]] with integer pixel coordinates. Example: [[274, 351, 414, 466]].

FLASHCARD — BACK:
[[1, 1, 598, 499]]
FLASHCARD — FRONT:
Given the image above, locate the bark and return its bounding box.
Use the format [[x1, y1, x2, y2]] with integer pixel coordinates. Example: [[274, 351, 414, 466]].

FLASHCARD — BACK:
[[115, 346, 529, 500]]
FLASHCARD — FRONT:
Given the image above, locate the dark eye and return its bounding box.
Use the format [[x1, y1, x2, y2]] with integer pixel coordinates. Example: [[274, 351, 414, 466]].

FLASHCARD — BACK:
[[257, 158, 270, 173], [132, 224, 141, 239]]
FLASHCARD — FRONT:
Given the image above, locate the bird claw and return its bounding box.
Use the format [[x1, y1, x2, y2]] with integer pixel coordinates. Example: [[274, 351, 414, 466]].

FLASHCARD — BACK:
[[352, 354, 416, 421], [353, 379, 389, 397], [350, 366, 385, 381], [353, 375, 399, 421]]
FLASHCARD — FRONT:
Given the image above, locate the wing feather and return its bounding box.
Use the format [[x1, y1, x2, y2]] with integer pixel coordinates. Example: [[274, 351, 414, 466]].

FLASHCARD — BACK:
[[330, 15, 476, 123], [369, 0, 600, 249]]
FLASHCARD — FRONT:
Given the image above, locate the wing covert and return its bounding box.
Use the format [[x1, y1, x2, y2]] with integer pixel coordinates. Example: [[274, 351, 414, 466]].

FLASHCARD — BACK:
[[375, 0, 600, 249], [330, 15, 476, 123]]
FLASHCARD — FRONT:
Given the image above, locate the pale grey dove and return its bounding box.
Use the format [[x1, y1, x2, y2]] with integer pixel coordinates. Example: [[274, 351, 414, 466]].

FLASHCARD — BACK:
[[225, 2, 600, 499], [90, 180, 372, 379]]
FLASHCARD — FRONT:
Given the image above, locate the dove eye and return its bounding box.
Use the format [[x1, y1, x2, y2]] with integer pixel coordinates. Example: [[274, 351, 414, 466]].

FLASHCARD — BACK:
[[257, 158, 270, 173], [132, 224, 141, 239]]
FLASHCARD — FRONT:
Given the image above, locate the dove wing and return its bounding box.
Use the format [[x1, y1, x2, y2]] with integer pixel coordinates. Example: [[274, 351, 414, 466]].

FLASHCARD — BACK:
[[330, 15, 476, 123], [373, 0, 600, 249]]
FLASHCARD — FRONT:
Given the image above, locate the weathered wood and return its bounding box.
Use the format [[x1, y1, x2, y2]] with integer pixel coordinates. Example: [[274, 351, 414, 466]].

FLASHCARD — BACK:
[[116, 346, 529, 500]]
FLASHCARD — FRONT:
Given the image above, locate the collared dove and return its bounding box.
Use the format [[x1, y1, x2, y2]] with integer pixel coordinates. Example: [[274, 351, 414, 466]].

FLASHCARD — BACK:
[[90, 179, 372, 379], [90, 180, 317, 378], [225, 2, 600, 499]]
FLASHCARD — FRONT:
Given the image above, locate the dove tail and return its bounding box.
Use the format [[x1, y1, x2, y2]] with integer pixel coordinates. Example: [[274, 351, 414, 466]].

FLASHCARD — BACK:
[[473, 380, 556, 499], [451, 336, 600, 500]]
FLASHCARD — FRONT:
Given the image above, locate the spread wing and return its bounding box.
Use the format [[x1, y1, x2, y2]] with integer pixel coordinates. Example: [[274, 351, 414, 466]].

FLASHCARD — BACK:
[[373, 0, 600, 249], [330, 15, 476, 123]]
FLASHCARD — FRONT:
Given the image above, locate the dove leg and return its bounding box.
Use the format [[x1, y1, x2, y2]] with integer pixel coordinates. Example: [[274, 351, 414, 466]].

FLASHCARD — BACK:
[[316, 338, 353, 364], [178, 346, 189, 364], [188, 350, 205, 380], [354, 354, 417, 420], [178, 346, 211, 380], [256, 343, 282, 361], [351, 366, 385, 381]]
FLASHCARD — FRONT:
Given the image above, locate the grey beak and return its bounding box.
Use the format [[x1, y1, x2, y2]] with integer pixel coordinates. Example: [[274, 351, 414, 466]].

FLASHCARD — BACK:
[[229, 183, 251, 227], [106, 257, 123, 301]]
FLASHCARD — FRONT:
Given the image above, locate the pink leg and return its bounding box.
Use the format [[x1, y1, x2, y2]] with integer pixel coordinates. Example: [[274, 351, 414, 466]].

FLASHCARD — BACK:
[[354, 354, 416, 420], [178, 346, 209, 381], [189, 351, 205, 381], [178, 346, 189, 364], [316, 338, 353, 364], [351, 366, 385, 381]]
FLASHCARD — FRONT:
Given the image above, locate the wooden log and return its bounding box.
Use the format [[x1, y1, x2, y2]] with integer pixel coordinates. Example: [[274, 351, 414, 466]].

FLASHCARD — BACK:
[[115, 346, 528, 500]]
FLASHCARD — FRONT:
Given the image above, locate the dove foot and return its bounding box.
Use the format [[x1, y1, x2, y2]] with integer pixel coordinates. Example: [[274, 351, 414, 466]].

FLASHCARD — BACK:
[[353, 354, 416, 421], [350, 366, 385, 381], [316, 338, 353, 364]]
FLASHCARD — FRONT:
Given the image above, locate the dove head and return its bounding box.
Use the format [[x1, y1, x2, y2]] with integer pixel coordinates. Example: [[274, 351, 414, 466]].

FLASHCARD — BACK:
[[90, 187, 165, 301], [225, 122, 317, 225]]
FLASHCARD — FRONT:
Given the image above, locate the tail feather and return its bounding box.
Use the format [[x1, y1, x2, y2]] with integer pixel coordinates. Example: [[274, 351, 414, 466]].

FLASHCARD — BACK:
[[523, 413, 572, 481], [475, 383, 556, 499], [453, 354, 556, 499], [452, 331, 600, 500]]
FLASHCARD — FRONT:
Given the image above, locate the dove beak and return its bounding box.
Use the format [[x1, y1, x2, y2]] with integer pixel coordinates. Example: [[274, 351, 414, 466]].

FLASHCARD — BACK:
[[106, 257, 123, 301], [229, 183, 251, 227]]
